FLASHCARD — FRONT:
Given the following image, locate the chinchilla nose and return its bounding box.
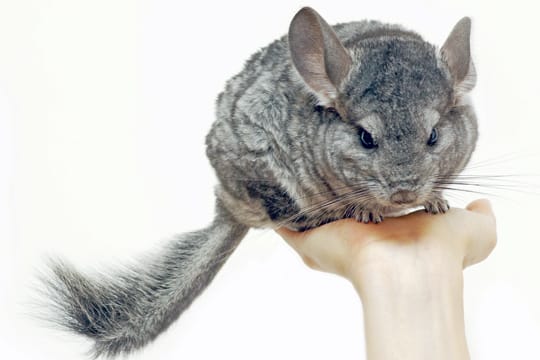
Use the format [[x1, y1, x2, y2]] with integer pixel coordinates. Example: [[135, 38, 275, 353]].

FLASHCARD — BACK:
[[390, 190, 417, 205]]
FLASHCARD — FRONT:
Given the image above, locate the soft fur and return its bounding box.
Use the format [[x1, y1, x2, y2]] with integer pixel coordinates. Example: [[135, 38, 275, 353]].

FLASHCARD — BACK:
[[43, 8, 478, 357]]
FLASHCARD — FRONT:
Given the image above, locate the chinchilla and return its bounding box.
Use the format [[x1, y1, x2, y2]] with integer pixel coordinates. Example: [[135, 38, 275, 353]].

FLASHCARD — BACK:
[[41, 7, 478, 358]]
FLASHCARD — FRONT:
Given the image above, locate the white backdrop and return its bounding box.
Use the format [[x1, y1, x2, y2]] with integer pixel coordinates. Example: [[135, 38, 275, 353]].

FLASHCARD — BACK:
[[1, 0, 540, 359]]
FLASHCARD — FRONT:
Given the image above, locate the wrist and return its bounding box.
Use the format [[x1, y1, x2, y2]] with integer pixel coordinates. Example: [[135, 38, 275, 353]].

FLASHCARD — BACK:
[[351, 247, 469, 360]]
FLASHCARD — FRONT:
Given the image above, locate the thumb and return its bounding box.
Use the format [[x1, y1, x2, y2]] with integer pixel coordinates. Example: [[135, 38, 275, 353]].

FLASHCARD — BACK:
[[463, 199, 497, 267], [466, 199, 495, 220]]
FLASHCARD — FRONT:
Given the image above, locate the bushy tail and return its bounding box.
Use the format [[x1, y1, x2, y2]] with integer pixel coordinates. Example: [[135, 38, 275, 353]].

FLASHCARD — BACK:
[[41, 200, 249, 358]]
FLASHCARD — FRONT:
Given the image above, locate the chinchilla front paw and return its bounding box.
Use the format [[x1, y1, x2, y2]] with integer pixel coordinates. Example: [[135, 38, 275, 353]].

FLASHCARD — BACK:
[[423, 198, 450, 214], [355, 210, 384, 224]]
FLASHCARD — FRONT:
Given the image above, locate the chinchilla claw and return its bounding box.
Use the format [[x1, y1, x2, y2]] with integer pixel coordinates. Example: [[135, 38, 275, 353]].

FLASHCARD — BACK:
[[355, 211, 384, 223], [424, 199, 450, 214]]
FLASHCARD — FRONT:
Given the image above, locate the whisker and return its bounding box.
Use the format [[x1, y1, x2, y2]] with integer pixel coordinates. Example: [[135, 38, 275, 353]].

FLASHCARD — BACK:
[[433, 186, 502, 198], [442, 192, 466, 203], [218, 175, 379, 206], [434, 178, 540, 195], [293, 182, 373, 203], [272, 186, 375, 229], [465, 151, 540, 170]]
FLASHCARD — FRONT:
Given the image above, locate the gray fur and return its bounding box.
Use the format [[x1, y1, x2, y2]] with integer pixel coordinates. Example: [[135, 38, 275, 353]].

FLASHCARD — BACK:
[[43, 7, 478, 357], [43, 200, 248, 358], [209, 7, 477, 228]]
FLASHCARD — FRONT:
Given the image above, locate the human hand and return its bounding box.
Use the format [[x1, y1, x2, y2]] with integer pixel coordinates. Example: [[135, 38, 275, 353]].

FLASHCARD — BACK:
[[275, 199, 496, 360], [276, 199, 497, 282]]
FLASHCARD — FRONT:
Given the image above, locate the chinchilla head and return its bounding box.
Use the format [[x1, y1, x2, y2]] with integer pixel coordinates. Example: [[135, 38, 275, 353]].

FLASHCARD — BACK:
[[288, 8, 478, 215]]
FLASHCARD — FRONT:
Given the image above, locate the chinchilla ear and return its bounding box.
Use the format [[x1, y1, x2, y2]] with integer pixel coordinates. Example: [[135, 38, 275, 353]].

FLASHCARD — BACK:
[[288, 7, 352, 105], [440, 17, 476, 95]]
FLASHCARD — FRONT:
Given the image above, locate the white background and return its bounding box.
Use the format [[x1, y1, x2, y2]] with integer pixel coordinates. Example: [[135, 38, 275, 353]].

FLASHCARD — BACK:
[[1, 0, 540, 359]]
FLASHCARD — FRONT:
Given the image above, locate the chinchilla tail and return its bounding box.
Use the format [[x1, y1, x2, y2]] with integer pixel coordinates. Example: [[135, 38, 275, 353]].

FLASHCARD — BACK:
[[40, 199, 249, 358]]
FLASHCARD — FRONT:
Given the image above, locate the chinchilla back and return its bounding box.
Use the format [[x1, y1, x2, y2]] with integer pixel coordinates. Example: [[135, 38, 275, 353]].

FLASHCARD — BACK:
[[42, 200, 248, 358]]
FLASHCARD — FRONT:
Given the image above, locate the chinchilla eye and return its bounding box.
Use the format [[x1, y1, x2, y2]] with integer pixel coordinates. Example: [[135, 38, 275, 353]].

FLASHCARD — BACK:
[[316, 106, 341, 119], [427, 128, 438, 146], [325, 106, 341, 119], [359, 128, 377, 149], [326, 106, 338, 114]]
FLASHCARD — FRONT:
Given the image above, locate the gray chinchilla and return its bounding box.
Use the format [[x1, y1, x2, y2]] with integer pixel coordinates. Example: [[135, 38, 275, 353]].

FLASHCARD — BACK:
[[42, 7, 478, 358]]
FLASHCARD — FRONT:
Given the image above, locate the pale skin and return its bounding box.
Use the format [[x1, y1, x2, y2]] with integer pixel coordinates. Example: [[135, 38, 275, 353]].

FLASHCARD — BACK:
[[276, 199, 497, 360]]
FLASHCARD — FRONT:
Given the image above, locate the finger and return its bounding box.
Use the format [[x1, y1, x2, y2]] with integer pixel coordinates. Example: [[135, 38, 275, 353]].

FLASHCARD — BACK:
[[463, 200, 497, 267], [275, 227, 323, 271], [276, 223, 354, 276], [466, 199, 495, 220], [275, 227, 309, 252], [275, 226, 301, 240], [275, 226, 308, 246]]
